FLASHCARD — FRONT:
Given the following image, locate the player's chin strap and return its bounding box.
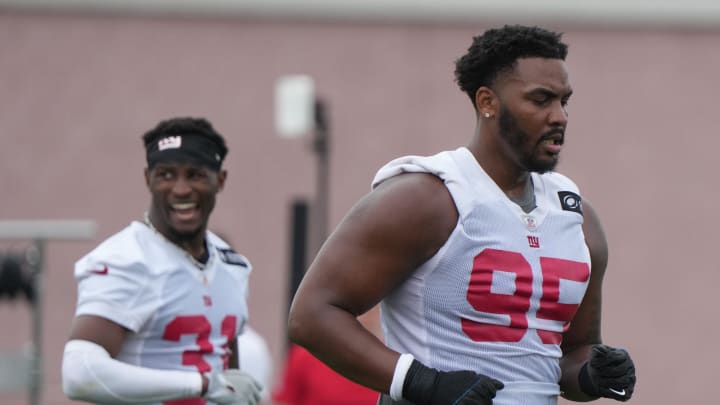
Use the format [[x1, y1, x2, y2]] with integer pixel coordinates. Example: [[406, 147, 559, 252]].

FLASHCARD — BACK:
[[62, 339, 202, 404]]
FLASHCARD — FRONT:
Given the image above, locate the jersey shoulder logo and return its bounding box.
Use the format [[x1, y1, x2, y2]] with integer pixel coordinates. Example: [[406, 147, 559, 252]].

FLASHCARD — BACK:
[[87, 265, 109, 275], [558, 191, 583, 215], [217, 248, 249, 267]]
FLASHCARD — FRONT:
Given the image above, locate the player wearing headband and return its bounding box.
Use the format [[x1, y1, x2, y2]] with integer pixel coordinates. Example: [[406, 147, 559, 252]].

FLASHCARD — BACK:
[[62, 117, 262, 405]]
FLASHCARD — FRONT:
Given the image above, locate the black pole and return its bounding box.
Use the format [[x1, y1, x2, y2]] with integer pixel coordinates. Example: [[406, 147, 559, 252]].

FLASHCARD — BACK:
[[288, 199, 309, 304], [286, 199, 309, 348], [310, 98, 330, 258]]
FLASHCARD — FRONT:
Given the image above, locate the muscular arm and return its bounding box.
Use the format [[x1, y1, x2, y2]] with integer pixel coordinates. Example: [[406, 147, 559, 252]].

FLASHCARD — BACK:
[[559, 199, 607, 401], [287, 173, 458, 394]]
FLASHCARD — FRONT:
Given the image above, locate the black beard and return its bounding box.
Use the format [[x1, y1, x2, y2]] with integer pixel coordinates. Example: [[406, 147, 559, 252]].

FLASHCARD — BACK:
[[498, 106, 559, 174]]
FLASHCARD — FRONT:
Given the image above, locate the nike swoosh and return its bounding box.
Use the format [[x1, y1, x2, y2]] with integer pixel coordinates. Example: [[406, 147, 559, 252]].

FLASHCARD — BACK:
[[88, 265, 109, 275], [608, 388, 626, 396]]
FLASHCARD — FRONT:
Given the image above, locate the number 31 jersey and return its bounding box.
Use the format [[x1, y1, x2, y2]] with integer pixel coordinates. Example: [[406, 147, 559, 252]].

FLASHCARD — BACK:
[[372, 147, 591, 405], [73, 221, 251, 401]]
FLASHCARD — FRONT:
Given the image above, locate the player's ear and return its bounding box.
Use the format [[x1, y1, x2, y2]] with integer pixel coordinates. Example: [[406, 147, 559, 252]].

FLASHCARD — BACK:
[[475, 86, 498, 118], [216, 170, 227, 192], [144, 167, 150, 188]]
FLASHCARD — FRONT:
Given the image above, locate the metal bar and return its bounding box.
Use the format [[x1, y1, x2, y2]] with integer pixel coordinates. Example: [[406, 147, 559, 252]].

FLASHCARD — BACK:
[[28, 240, 45, 405], [1, 0, 720, 29], [0, 220, 95, 404], [0, 220, 96, 241]]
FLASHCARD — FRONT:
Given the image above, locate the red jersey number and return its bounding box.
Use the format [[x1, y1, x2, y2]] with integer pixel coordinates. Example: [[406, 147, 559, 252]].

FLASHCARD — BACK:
[[162, 315, 238, 405], [461, 248, 589, 344]]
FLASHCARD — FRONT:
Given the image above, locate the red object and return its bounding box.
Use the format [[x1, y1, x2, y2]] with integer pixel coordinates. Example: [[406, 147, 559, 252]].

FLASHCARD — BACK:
[[88, 265, 109, 275], [272, 345, 379, 405]]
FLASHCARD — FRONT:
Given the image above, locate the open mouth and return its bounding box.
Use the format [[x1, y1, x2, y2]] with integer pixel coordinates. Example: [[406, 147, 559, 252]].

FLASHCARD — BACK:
[[171, 202, 198, 221], [541, 137, 563, 154]]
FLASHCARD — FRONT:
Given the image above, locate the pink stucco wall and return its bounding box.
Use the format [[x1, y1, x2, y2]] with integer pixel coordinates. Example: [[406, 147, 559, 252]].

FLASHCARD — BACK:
[[1, 11, 719, 405]]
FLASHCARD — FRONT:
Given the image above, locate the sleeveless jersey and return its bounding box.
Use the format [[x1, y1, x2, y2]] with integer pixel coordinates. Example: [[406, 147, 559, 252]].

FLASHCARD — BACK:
[[372, 147, 591, 405], [73, 221, 251, 405]]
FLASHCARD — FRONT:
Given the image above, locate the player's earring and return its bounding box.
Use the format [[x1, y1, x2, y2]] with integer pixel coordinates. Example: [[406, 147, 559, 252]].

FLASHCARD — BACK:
[[484, 112, 491, 118]]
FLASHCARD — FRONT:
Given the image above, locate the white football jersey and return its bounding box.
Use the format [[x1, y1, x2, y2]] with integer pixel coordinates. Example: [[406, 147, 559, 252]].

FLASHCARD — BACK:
[[74, 221, 251, 405], [372, 147, 591, 405]]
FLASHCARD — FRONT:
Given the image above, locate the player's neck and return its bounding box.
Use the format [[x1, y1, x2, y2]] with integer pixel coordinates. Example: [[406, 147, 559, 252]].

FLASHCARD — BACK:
[[175, 238, 208, 263], [143, 212, 209, 265], [508, 176, 536, 213], [467, 141, 536, 212]]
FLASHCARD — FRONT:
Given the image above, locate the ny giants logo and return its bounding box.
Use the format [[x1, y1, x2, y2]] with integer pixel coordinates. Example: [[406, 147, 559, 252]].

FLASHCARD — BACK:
[[158, 136, 182, 151], [527, 235, 540, 248]]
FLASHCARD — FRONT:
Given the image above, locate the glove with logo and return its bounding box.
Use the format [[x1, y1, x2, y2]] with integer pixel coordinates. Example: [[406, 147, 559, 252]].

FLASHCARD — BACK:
[[579, 345, 636, 402], [204, 369, 262, 405], [402, 360, 504, 405]]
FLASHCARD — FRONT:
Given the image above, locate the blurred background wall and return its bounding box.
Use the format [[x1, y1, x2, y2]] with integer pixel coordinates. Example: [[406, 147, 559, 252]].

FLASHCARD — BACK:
[[1, 1, 719, 404]]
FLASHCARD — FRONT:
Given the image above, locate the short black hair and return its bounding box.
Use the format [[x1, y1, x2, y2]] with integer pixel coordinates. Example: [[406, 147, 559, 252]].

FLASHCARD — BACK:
[[142, 117, 228, 160], [454, 25, 568, 109]]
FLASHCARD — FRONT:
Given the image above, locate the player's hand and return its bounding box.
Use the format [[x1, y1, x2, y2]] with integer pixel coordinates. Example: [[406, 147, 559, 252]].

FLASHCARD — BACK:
[[204, 369, 262, 405], [402, 360, 504, 405], [580, 345, 636, 402]]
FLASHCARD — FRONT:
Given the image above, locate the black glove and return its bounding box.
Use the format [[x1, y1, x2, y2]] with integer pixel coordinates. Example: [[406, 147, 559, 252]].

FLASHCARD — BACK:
[[402, 360, 504, 405], [579, 344, 636, 402]]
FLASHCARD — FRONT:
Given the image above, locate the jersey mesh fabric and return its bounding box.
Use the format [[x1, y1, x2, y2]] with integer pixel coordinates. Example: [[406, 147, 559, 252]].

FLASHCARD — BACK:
[[373, 147, 591, 405], [73, 222, 251, 405]]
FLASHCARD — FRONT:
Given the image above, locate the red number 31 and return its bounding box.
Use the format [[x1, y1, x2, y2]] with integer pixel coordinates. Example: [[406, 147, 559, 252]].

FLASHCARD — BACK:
[[162, 315, 237, 405], [461, 248, 589, 344]]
